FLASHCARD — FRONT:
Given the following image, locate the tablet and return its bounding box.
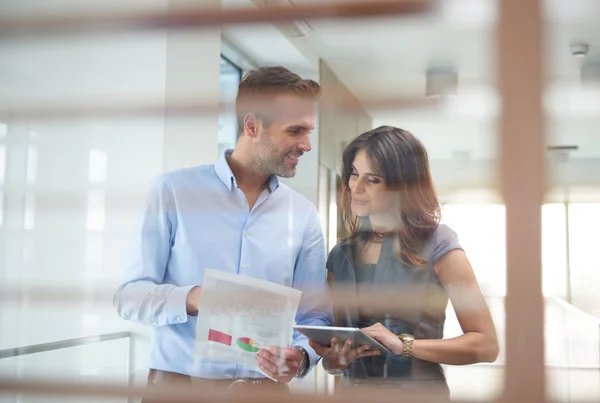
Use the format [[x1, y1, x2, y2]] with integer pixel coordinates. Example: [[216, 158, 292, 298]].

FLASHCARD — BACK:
[[294, 325, 392, 354]]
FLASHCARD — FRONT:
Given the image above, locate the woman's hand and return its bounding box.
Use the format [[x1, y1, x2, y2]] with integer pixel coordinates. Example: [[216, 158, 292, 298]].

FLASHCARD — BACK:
[[308, 337, 380, 371], [360, 323, 404, 355]]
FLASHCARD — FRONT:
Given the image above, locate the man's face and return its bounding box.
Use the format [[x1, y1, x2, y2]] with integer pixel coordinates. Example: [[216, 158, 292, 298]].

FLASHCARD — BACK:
[[253, 94, 315, 178]]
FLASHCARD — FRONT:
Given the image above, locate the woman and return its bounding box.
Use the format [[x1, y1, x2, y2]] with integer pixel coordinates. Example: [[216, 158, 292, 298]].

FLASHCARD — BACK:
[[309, 126, 499, 397]]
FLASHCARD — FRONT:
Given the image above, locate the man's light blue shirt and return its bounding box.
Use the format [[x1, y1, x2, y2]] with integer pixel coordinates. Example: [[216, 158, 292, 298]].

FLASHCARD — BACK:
[[114, 150, 333, 379]]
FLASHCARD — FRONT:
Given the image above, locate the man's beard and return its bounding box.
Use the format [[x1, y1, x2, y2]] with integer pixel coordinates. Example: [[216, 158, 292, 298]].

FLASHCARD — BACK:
[[253, 132, 297, 178]]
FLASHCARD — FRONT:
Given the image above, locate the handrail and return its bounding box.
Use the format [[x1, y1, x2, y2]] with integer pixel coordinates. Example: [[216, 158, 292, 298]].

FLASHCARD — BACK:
[[548, 296, 600, 325], [0, 331, 131, 360]]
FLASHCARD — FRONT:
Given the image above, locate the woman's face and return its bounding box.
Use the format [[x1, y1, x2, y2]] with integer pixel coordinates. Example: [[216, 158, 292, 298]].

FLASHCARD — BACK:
[[348, 149, 397, 219]]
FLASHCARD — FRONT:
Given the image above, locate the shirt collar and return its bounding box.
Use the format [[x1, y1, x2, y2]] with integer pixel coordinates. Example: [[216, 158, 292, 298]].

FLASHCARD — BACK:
[[215, 149, 280, 193]]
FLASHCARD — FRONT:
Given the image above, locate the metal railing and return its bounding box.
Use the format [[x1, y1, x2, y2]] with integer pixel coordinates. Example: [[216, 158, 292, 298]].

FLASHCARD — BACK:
[[0, 331, 133, 402], [0, 331, 131, 360]]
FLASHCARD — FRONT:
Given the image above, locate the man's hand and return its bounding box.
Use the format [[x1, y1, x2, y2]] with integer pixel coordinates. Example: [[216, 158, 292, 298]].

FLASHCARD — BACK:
[[309, 337, 379, 371], [255, 346, 305, 383], [185, 286, 202, 316]]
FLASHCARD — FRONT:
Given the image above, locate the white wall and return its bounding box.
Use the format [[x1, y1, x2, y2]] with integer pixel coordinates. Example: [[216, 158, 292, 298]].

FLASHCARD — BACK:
[[0, 0, 222, 392], [163, 0, 221, 171]]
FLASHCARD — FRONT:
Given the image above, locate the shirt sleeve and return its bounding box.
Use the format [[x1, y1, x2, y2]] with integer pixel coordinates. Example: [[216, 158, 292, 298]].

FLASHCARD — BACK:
[[431, 224, 464, 264], [113, 175, 195, 327], [290, 206, 334, 372]]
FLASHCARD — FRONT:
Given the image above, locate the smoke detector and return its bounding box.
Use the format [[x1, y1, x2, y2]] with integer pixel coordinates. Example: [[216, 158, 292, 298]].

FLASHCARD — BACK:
[[425, 67, 458, 101], [570, 42, 590, 58]]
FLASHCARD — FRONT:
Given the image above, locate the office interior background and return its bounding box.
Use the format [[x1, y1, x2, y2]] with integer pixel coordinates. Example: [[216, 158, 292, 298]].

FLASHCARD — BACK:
[[0, 0, 599, 402]]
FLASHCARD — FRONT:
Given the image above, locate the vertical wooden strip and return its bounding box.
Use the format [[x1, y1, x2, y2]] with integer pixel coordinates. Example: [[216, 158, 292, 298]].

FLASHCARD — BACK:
[[498, 0, 546, 402]]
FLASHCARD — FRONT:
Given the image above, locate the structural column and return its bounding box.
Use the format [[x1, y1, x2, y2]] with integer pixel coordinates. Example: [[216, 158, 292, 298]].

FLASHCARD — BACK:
[[163, 0, 222, 171], [499, 0, 546, 402]]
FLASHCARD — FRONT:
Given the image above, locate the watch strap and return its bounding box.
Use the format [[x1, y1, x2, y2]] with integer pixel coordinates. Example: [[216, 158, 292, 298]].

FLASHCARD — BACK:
[[294, 346, 310, 378], [398, 334, 414, 357]]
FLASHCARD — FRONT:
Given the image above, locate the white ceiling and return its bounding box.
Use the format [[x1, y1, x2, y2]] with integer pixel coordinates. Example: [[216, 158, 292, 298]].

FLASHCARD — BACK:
[[223, 0, 600, 162], [222, 0, 317, 74], [2, 0, 599, 164]]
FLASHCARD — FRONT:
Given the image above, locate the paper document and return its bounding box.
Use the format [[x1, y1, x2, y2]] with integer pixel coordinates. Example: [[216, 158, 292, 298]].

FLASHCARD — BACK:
[[194, 269, 302, 373]]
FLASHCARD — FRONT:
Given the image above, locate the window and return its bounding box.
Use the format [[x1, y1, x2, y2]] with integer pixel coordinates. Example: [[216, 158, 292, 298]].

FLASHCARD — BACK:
[[0, 122, 6, 226], [218, 56, 242, 158], [441, 202, 570, 299], [568, 203, 600, 317], [541, 204, 567, 299], [441, 204, 506, 296]]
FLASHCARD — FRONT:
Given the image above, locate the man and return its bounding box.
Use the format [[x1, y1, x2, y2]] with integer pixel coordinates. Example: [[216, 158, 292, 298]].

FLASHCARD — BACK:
[[113, 66, 333, 393]]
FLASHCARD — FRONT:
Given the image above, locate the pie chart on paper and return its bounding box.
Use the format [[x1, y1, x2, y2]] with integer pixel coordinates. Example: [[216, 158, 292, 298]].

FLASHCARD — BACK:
[[236, 337, 260, 353]]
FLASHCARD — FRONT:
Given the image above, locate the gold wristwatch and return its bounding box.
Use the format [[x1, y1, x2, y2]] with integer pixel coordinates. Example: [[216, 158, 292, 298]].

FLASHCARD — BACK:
[[398, 334, 415, 357]]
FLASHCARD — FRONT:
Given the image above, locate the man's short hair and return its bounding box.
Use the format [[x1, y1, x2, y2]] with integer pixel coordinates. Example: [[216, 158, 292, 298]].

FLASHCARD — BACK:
[[235, 66, 321, 134]]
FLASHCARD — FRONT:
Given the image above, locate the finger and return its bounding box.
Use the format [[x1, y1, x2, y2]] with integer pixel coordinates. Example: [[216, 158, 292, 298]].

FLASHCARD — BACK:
[[258, 349, 285, 368], [260, 348, 300, 371], [258, 348, 278, 362], [356, 344, 372, 353], [340, 339, 353, 356], [360, 328, 382, 342], [256, 355, 279, 375], [267, 346, 302, 361], [331, 337, 342, 354], [339, 339, 353, 365], [308, 339, 336, 359], [264, 346, 284, 357], [356, 350, 381, 359], [347, 341, 373, 362], [361, 327, 374, 337], [257, 354, 297, 377], [355, 345, 381, 359]]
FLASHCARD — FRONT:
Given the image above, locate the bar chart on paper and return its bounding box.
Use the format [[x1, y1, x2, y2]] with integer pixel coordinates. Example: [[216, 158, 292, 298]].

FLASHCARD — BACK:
[[208, 329, 233, 346]]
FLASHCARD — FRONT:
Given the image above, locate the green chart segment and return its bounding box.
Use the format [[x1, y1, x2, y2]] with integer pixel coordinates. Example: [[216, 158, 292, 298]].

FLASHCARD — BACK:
[[236, 337, 260, 353]]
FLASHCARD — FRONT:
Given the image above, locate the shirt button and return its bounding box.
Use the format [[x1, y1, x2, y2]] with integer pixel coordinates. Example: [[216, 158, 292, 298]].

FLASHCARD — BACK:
[[176, 316, 182, 322], [153, 318, 158, 324], [243, 232, 248, 238], [241, 264, 247, 270]]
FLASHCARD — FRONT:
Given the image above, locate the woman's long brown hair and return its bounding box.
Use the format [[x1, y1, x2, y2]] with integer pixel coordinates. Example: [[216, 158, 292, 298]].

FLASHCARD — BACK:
[[340, 125, 441, 268]]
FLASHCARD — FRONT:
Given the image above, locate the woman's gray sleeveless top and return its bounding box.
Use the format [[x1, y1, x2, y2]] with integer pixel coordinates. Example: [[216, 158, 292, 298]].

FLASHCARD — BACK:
[[326, 224, 462, 387]]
